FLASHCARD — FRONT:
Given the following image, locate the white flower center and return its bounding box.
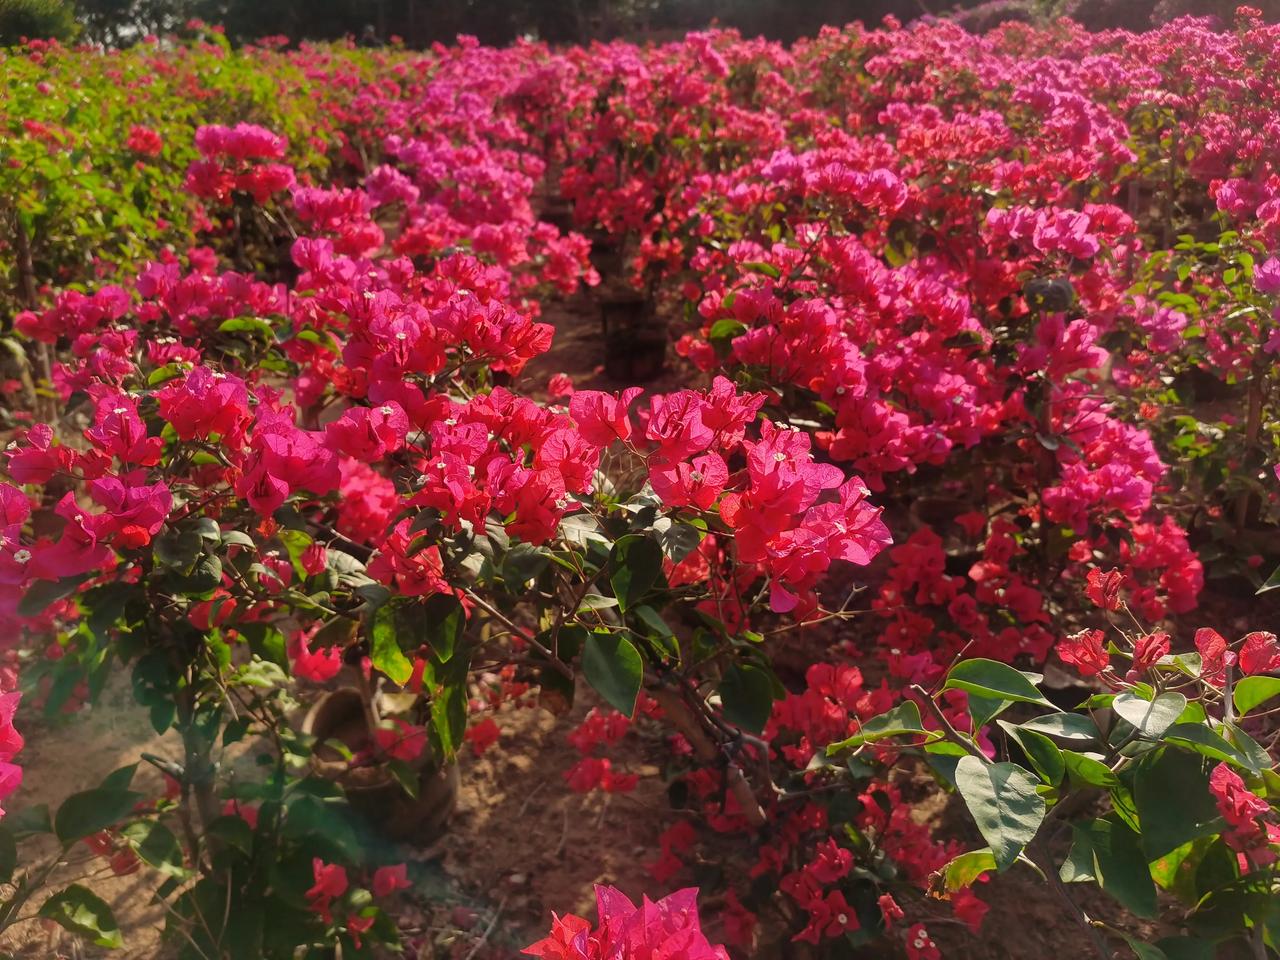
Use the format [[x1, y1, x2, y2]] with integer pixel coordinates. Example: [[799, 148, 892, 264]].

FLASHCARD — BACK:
[[395, 331, 408, 341], [837, 914, 848, 925], [773, 452, 787, 462], [378, 406, 394, 415], [12, 549, 31, 564]]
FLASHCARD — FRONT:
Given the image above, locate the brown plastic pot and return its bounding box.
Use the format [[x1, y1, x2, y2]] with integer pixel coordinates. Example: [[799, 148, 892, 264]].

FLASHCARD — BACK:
[[302, 688, 459, 844], [599, 293, 667, 381]]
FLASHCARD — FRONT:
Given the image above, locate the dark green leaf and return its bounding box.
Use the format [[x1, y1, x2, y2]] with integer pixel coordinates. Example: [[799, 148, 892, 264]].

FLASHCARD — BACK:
[[17, 576, 87, 617], [582, 631, 643, 717], [424, 594, 465, 663], [1121, 934, 1168, 960], [1062, 817, 1157, 917], [1154, 937, 1215, 960], [827, 701, 925, 753], [0, 826, 15, 882], [718, 664, 774, 734], [1000, 722, 1065, 786], [1132, 748, 1222, 860], [55, 789, 145, 844], [7, 804, 52, 838], [944, 659, 1051, 706], [1164, 724, 1254, 771], [609, 536, 663, 613]]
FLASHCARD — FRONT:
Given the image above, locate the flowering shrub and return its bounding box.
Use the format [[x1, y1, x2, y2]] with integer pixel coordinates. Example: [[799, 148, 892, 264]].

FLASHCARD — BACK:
[[0, 8, 1277, 959]]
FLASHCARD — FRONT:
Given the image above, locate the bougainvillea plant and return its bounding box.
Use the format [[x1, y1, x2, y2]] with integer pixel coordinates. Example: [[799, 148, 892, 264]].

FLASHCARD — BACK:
[[0, 7, 1278, 960]]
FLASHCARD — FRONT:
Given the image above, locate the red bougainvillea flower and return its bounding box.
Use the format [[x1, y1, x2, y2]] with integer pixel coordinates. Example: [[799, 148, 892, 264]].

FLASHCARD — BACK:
[[373, 719, 427, 762], [1085, 567, 1124, 611], [904, 923, 941, 960], [525, 885, 728, 960], [1239, 632, 1280, 676], [372, 864, 411, 897], [1195, 628, 1236, 687], [1058, 629, 1109, 677], [306, 859, 348, 923], [464, 716, 501, 756], [1127, 631, 1170, 682], [289, 631, 343, 683]]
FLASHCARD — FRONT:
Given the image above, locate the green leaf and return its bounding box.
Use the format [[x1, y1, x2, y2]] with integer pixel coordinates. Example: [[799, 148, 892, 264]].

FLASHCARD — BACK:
[[968, 693, 1011, 731], [1062, 817, 1157, 918], [1062, 751, 1119, 788], [55, 789, 145, 844], [944, 659, 1051, 706], [935, 848, 996, 892], [609, 535, 663, 613], [0, 825, 16, 882], [718, 664, 774, 734], [1154, 938, 1215, 960], [424, 594, 465, 663], [578, 594, 620, 612], [1112, 691, 1187, 740], [370, 604, 413, 685], [1233, 675, 1280, 716], [1164, 723, 1255, 771], [1019, 713, 1100, 742], [582, 631, 643, 717], [17, 576, 87, 617], [39, 885, 123, 948], [953, 756, 1045, 871], [1000, 722, 1065, 785], [218, 316, 275, 338], [827, 701, 925, 752], [430, 681, 467, 759], [1121, 934, 1168, 960], [1132, 748, 1222, 860], [1255, 563, 1280, 594], [121, 820, 188, 878], [740, 261, 781, 278], [8, 804, 52, 838], [100, 765, 138, 792], [708, 318, 747, 342]]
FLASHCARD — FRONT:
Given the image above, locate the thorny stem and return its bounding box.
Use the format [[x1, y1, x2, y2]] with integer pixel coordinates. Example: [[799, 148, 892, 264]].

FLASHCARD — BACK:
[[1033, 839, 1113, 960], [909, 684, 986, 760], [651, 685, 767, 827], [462, 588, 574, 680]]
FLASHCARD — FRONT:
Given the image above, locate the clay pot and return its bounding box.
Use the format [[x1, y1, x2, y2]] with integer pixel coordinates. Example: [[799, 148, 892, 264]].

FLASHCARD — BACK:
[[588, 230, 625, 276], [302, 688, 459, 844], [599, 292, 666, 381], [539, 199, 575, 234]]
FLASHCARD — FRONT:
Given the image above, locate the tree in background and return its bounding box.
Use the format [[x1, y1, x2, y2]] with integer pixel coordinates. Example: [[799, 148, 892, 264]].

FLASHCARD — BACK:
[[75, 0, 194, 44], [0, 0, 78, 44], [5, 0, 1280, 54]]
